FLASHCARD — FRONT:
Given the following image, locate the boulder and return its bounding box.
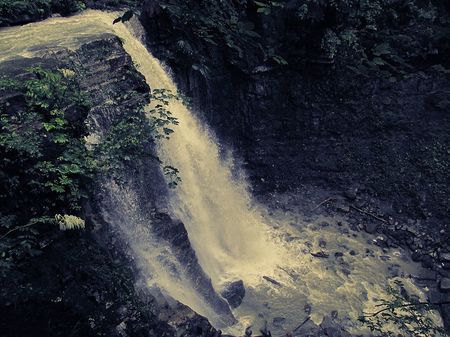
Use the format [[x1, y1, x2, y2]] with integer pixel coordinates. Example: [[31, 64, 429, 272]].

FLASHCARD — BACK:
[[220, 280, 245, 308]]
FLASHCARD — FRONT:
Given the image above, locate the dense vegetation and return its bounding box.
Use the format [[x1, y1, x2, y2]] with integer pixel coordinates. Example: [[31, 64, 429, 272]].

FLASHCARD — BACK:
[[0, 65, 181, 275], [0, 67, 93, 273], [147, 0, 450, 77]]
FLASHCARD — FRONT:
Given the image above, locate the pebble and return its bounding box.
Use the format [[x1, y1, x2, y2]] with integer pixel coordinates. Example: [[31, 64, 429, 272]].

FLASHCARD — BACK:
[[311, 251, 329, 258], [304, 303, 312, 314], [440, 278, 450, 293]]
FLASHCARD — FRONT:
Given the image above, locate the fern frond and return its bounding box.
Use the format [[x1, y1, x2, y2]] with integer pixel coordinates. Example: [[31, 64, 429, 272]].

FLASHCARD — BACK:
[[55, 214, 85, 231]]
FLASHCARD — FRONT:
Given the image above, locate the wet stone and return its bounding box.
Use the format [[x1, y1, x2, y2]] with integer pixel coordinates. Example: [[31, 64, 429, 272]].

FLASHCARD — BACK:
[[304, 303, 312, 314], [263, 276, 282, 287], [220, 280, 245, 308], [365, 222, 378, 234], [440, 278, 450, 293], [344, 188, 357, 201], [380, 255, 391, 261], [412, 269, 437, 281], [411, 251, 423, 262], [273, 317, 286, 327], [421, 255, 434, 269], [311, 251, 329, 258], [440, 252, 450, 263], [388, 264, 401, 278]]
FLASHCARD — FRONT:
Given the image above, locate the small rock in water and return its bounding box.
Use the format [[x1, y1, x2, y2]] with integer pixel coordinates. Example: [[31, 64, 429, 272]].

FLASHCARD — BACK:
[[304, 303, 312, 314], [379, 255, 391, 261], [387, 264, 401, 278], [341, 268, 351, 277], [334, 252, 344, 258], [440, 278, 450, 293], [320, 316, 352, 337], [220, 280, 245, 308], [319, 239, 327, 248], [272, 317, 286, 327], [311, 251, 329, 258], [263, 276, 282, 287]]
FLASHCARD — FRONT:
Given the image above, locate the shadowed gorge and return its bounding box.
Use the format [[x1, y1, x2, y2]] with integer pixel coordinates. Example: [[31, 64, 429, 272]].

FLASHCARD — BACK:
[[1, 2, 450, 337]]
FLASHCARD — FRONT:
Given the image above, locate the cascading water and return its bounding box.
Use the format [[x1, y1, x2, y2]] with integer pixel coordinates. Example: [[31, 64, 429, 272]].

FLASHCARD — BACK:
[[104, 16, 281, 290], [0, 11, 442, 336]]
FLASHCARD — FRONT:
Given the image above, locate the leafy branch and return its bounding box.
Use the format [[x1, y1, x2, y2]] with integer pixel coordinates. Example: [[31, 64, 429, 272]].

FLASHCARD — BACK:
[[360, 280, 449, 337]]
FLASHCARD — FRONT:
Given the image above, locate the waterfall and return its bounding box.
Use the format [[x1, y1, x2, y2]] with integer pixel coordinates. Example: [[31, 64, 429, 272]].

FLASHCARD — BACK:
[[1, 11, 436, 336], [105, 14, 280, 289], [0, 10, 279, 328]]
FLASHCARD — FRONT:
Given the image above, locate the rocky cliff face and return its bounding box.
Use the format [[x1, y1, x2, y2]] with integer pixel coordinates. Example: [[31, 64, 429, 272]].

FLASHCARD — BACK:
[[140, 0, 450, 220], [0, 34, 220, 337]]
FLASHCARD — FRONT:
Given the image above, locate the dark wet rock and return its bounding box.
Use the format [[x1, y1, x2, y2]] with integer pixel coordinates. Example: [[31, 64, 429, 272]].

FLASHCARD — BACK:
[[388, 265, 401, 278], [292, 317, 322, 337], [320, 316, 352, 337], [263, 276, 282, 287], [272, 316, 286, 327], [343, 188, 358, 201], [443, 304, 450, 332], [220, 280, 245, 308], [379, 255, 391, 261], [334, 252, 344, 258], [411, 251, 423, 262], [341, 268, 351, 277], [311, 251, 329, 258], [304, 304, 312, 314], [373, 236, 389, 248], [421, 255, 435, 269], [440, 253, 450, 263], [412, 269, 437, 281], [365, 222, 379, 234], [440, 278, 450, 293], [349, 250, 356, 256]]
